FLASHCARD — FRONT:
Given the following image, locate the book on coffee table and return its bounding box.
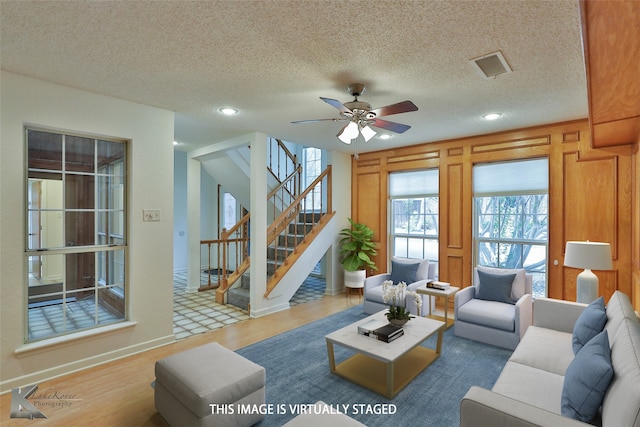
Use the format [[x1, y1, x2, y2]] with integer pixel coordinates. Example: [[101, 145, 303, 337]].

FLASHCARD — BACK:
[[374, 323, 404, 343], [357, 319, 388, 337]]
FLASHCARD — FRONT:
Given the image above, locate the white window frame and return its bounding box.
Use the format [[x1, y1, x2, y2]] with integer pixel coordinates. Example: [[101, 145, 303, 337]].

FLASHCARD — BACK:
[[24, 127, 128, 342], [472, 158, 549, 298], [389, 169, 439, 262]]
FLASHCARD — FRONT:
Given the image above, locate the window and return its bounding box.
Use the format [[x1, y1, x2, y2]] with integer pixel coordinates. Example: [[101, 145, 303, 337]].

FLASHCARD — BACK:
[[303, 147, 322, 210], [223, 192, 237, 230], [25, 128, 127, 342], [389, 169, 439, 261], [473, 158, 548, 298]]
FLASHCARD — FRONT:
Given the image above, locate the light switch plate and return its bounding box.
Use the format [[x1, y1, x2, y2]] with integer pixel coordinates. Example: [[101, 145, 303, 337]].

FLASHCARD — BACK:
[[143, 209, 161, 222]]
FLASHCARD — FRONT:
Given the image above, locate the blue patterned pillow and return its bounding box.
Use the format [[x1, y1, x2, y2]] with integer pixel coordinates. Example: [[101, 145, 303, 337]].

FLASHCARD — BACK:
[[562, 330, 613, 422], [475, 270, 516, 304], [389, 260, 420, 284], [572, 296, 606, 355]]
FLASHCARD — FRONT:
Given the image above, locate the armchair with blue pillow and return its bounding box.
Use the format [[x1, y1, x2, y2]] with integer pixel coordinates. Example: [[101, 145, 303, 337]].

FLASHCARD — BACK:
[[454, 265, 533, 350], [363, 257, 438, 315]]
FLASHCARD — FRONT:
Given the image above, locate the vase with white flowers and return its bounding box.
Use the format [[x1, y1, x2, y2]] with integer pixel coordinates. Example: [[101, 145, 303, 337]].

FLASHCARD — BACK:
[[382, 280, 423, 326]]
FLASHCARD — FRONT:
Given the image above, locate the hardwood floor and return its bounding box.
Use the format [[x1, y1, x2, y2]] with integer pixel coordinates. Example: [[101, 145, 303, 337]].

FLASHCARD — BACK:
[[1, 294, 358, 426]]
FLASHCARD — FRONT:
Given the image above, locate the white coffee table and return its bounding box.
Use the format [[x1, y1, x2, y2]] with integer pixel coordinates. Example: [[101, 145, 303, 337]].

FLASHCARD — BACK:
[[325, 311, 444, 398]]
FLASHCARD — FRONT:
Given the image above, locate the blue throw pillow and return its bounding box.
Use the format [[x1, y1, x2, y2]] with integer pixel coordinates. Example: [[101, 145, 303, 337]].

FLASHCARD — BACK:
[[475, 270, 516, 304], [561, 330, 613, 422], [389, 260, 420, 284], [572, 296, 606, 355]]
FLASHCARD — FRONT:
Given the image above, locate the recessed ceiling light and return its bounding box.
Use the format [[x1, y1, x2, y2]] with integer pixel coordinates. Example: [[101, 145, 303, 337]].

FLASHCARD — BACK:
[[379, 134, 392, 140], [219, 107, 239, 116], [482, 113, 503, 121], [173, 140, 180, 146]]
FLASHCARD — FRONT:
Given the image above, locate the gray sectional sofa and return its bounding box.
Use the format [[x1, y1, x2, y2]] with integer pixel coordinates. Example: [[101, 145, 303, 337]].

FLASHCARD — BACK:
[[460, 290, 640, 426]]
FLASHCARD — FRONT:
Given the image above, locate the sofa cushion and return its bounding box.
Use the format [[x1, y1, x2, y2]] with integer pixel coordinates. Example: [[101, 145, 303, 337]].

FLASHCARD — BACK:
[[601, 317, 640, 427], [561, 330, 613, 423], [572, 296, 606, 354], [509, 326, 575, 376], [475, 270, 516, 304], [604, 290, 638, 344], [457, 298, 515, 332], [391, 257, 429, 281], [389, 259, 421, 285], [475, 265, 526, 301], [492, 361, 565, 415]]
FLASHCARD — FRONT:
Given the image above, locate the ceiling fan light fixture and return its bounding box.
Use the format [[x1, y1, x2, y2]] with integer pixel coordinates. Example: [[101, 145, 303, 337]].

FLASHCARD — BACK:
[[360, 125, 376, 142], [338, 121, 359, 144]]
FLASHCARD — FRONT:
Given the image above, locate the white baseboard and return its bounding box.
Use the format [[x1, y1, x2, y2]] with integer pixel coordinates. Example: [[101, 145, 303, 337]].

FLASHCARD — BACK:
[[1, 334, 175, 394], [250, 302, 290, 318]]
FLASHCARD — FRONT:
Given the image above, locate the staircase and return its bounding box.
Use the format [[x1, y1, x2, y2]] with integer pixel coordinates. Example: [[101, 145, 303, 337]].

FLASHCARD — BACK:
[[227, 212, 321, 310], [200, 139, 334, 312]]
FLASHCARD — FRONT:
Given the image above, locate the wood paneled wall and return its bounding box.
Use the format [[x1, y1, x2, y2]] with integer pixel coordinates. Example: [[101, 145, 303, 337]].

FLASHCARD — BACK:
[[351, 119, 637, 307]]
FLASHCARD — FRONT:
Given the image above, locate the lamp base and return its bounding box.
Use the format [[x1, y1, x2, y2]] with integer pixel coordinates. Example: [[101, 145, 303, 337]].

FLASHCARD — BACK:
[[576, 269, 599, 304]]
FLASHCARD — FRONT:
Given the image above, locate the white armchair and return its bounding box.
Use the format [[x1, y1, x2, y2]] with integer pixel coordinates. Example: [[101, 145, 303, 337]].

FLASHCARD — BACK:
[[363, 257, 438, 315], [454, 266, 533, 350]]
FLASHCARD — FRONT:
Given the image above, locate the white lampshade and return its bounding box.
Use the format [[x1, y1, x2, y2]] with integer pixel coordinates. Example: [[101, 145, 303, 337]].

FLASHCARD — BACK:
[[360, 125, 376, 142], [337, 121, 358, 144], [564, 241, 613, 270], [564, 241, 612, 303]]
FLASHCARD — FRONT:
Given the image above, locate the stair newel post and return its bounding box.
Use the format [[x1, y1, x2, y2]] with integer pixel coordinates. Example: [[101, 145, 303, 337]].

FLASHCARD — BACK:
[[207, 242, 212, 287], [214, 229, 227, 304], [295, 159, 301, 200]]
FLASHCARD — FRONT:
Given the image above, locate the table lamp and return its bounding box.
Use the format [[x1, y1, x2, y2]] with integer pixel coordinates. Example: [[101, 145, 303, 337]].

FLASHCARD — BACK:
[[564, 241, 613, 303]]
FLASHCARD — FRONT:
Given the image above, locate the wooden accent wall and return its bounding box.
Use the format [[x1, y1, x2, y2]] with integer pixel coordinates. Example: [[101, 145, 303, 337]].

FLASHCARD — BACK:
[[580, 0, 640, 148], [351, 119, 637, 307], [634, 144, 640, 310]]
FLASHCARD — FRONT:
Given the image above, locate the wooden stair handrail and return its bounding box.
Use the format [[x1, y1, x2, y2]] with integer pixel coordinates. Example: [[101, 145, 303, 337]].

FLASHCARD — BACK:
[[200, 162, 332, 307], [267, 165, 332, 245]]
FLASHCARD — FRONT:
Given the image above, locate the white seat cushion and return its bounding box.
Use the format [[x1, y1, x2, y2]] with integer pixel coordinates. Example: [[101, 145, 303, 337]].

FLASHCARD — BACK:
[[457, 299, 515, 332], [492, 361, 565, 415], [509, 326, 574, 376]]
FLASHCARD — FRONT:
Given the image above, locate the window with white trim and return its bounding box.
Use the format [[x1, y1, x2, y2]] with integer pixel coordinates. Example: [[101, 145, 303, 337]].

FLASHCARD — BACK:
[[389, 169, 439, 261], [25, 128, 127, 342], [303, 147, 322, 210], [473, 158, 549, 298]]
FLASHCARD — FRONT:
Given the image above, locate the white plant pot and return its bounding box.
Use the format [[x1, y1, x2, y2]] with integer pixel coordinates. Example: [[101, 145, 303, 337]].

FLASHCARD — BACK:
[[344, 269, 366, 289]]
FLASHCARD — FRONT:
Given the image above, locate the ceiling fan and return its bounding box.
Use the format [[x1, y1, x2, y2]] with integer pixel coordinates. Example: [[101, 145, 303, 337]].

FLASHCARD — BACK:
[[292, 83, 418, 147]]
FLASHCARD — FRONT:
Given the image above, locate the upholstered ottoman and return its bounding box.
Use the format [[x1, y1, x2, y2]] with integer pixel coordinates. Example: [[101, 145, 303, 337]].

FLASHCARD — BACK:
[[154, 342, 266, 427]]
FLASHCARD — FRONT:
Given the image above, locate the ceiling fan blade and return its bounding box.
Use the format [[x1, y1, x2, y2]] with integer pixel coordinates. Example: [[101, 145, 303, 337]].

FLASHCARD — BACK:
[[371, 118, 411, 133], [371, 100, 418, 117], [320, 97, 352, 114], [291, 118, 337, 124]]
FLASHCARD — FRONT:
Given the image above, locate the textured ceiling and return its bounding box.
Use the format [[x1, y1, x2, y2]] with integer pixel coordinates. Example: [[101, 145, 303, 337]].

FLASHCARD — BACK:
[[0, 0, 588, 154]]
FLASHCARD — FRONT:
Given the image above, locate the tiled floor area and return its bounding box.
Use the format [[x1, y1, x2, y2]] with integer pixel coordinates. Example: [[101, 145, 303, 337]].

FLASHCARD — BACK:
[[28, 297, 123, 341], [27, 272, 327, 342], [172, 270, 327, 340]]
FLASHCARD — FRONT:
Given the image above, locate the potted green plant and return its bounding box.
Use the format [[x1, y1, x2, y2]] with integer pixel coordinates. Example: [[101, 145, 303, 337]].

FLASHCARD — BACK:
[[338, 218, 378, 289]]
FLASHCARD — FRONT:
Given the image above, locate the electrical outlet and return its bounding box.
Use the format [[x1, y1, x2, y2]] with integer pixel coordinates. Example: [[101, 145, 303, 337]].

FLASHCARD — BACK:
[[143, 209, 161, 222]]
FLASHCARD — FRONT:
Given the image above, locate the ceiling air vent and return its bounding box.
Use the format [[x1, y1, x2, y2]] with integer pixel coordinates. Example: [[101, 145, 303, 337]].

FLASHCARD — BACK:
[[470, 51, 512, 79]]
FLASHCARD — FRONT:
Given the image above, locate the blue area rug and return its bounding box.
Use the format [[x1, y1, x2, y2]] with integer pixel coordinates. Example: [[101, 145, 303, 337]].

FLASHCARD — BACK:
[[236, 305, 512, 426]]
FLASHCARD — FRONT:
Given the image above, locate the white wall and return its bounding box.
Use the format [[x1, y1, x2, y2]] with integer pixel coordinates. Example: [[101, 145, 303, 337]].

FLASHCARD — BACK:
[[174, 151, 188, 271], [0, 71, 175, 392]]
